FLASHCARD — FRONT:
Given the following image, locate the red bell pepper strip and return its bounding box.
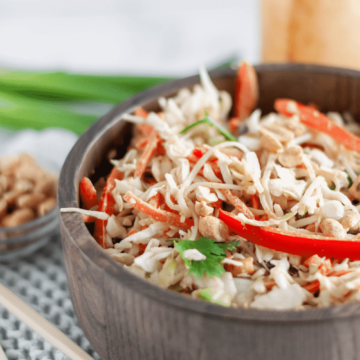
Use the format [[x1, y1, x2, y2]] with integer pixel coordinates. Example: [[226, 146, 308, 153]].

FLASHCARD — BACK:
[[93, 167, 123, 249], [219, 209, 360, 260], [231, 61, 259, 133], [79, 177, 98, 210], [275, 99, 360, 153]]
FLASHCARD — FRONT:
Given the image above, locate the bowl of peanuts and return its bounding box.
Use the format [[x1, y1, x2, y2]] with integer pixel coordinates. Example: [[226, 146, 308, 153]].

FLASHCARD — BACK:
[[0, 153, 59, 260]]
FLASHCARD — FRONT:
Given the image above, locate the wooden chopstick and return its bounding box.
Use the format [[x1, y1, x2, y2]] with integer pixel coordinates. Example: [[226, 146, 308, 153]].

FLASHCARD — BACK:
[[0, 344, 8, 360], [0, 283, 93, 360]]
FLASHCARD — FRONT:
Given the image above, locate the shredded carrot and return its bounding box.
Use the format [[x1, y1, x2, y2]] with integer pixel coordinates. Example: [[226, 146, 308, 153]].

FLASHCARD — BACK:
[[126, 229, 138, 237], [135, 137, 148, 150], [212, 199, 223, 209], [219, 189, 254, 219], [251, 195, 259, 210], [124, 191, 194, 230], [138, 243, 147, 255], [93, 167, 123, 249], [134, 128, 160, 178], [303, 282, 320, 293], [229, 117, 241, 134], [134, 107, 148, 118], [260, 214, 268, 221], [149, 192, 162, 209], [303, 269, 355, 293], [156, 139, 166, 155]]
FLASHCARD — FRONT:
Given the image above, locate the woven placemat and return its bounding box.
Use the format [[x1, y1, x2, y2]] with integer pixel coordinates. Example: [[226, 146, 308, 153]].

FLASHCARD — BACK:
[[0, 234, 101, 360]]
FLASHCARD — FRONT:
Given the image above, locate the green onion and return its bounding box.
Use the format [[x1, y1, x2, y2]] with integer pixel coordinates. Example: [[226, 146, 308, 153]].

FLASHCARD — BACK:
[[345, 171, 354, 188], [180, 111, 238, 142], [0, 57, 234, 134]]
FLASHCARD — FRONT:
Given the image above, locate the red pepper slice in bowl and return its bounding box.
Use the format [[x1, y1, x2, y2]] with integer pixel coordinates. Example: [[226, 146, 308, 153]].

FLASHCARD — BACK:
[[219, 209, 360, 260]]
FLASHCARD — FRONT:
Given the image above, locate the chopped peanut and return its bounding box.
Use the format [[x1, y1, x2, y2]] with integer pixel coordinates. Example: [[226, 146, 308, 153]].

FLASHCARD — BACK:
[[0, 199, 7, 219], [341, 213, 360, 233], [260, 133, 283, 154], [0, 153, 58, 229], [349, 175, 360, 201], [320, 219, 346, 238], [195, 201, 214, 217], [34, 175, 58, 197], [198, 216, 229, 242], [16, 193, 46, 209], [3, 190, 21, 204], [0, 175, 7, 194], [272, 195, 287, 210], [13, 179, 34, 194], [224, 257, 255, 276], [278, 146, 304, 168], [284, 121, 306, 136], [2, 208, 35, 227], [259, 124, 294, 144], [37, 198, 57, 216], [305, 223, 319, 232]]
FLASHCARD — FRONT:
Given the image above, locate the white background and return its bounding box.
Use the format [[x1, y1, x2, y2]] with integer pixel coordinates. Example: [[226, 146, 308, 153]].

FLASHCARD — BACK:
[[0, 0, 260, 76]]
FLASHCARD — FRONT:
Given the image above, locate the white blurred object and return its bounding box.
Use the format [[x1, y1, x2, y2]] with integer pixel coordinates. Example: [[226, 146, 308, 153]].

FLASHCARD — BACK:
[[0, 128, 78, 169], [0, 0, 260, 76]]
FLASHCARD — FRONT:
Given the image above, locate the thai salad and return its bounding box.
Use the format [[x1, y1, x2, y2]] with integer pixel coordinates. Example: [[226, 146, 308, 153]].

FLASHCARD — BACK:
[[62, 62, 360, 310]]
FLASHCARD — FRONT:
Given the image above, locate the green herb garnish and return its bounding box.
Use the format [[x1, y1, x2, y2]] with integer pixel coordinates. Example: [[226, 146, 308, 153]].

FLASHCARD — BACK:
[[172, 237, 239, 278], [180, 111, 238, 142], [345, 171, 354, 188]]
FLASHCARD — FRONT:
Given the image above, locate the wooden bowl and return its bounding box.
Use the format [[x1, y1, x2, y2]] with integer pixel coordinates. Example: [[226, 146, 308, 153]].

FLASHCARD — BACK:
[[58, 64, 360, 360]]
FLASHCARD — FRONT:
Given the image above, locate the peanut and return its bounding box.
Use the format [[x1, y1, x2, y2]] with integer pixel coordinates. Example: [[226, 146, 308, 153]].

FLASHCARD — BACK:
[[284, 121, 306, 136], [260, 124, 294, 144], [34, 176, 57, 197], [199, 216, 229, 241], [320, 219, 346, 238], [341, 213, 360, 232], [13, 179, 34, 194], [0, 175, 8, 193], [16, 193, 46, 209], [349, 175, 360, 201], [2, 208, 35, 227], [278, 146, 304, 168], [224, 257, 255, 276], [37, 198, 57, 216], [260, 133, 283, 154], [195, 201, 214, 217], [3, 190, 22, 204], [0, 199, 7, 219]]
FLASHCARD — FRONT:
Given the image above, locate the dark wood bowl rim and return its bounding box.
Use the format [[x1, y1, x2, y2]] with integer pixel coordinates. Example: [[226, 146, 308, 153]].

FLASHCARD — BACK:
[[58, 64, 360, 323]]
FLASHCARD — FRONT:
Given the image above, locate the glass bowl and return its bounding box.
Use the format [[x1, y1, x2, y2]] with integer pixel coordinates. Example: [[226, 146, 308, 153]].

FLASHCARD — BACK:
[[0, 155, 60, 261], [0, 206, 59, 260]]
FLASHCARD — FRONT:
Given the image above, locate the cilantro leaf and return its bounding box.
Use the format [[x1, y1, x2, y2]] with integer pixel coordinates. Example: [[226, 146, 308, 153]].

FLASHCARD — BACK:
[[172, 237, 239, 278], [179, 111, 238, 142]]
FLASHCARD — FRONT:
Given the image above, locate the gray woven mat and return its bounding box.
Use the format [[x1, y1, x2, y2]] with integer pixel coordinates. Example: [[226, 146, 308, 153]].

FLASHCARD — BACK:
[[0, 234, 101, 360]]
